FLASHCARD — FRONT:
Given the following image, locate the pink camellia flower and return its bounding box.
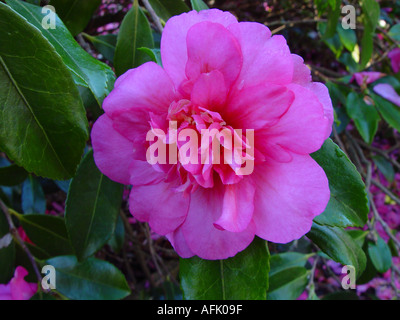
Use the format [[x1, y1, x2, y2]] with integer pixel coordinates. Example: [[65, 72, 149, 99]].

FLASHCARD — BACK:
[[388, 48, 400, 74], [351, 71, 385, 87], [374, 83, 400, 107], [91, 9, 333, 259], [0, 266, 37, 300]]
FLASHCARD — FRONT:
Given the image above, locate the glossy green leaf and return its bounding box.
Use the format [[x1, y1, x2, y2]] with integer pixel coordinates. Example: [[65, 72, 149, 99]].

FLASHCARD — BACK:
[[0, 2, 88, 180], [21, 176, 46, 214], [180, 237, 270, 300], [0, 210, 15, 283], [49, 0, 101, 36], [65, 150, 124, 261], [388, 24, 400, 42], [307, 223, 366, 278], [323, 1, 341, 39], [267, 267, 309, 300], [360, 0, 380, 68], [0, 164, 28, 186], [190, 0, 209, 11], [83, 33, 117, 63], [367, 236, 392, 273], [7, 0, 115, 107], [138, 47, 162, 66], [114, 0, 154, 76], [54, 179, 71, 194], [46, 255, 130, 300], [357, 243, 378, 284], [30, 292, 58, 300], [107, 215, 125, 254], [18, 213, 74, 257], [345, 92, 380, 144], [337, 24, 357, 52], [370, 92, 400, 133], [346, 229, 369, 248], [148, 0, 189, 22], [372, 154, 395, 183], [269, 252, 312, 277], [311, 139, 369, 228], [318, 22, 343, 58]]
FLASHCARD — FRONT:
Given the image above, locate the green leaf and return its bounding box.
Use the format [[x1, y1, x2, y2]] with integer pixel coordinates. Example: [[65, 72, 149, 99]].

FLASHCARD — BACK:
[[49, 0, 102, 36], [323, 1, 341, 39], [345, 92, 380, 144], [357, 244, 377, 284], [337, 24, 357, 52], [372, 154, 395, 183], [7, 0, 115, 107], [318, 23, 343, 58], [370, 92, 400, 133], [360, 0, 380, 68], [46, 255, 130, 300], [148, 0, 190, 22], [0, 2, 88, 180], [54, 179, 71, 194], [0, 164, 28, 186], [267, 267, 309, 300], [307, 223, 366, 278], [388, 24, 400, 42], [83, 33, 117, 63], [18, 214, 74, 257], [311, 139, 369, 228], [138, 47, 162, 66], [367, 236, 392, 273], [21, 176, 46, 214], [269, 252, 312, 277], [0, 210, 15, 283], [107, 215, 125, 254], [346, 229, 369, 248], [114, 0, 154, 76], [180, 237, 270, 300], [65, 150, 124, 261], [190, 0, 209, 12]]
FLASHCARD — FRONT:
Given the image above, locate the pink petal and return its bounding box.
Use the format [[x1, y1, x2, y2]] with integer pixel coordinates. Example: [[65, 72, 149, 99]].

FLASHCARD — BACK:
[[185, 21, 243, 87], [252, 154, 330, 243], [180, 182, 255, 259], [213, 178, 256, 232], [129, 160, 165, 186], [166, 228, 194, 258], [161, 9, 238, 88], [129, 182, 189, 235], [388, 48, 400, 74], [305, 82, 334, 139], [91, 114, 134, 185], [103, 62, 176, 118], [190, 70, 227, 109], [373, 83, 400, 107], [260, 83, 329, 156], [10, 267, 37, 300], [226, 83, 294, 130], [0, 284, 12, 300], [228, 22, 293, 89], [291, 54, 311, 85], [352, 72, 385, 86]]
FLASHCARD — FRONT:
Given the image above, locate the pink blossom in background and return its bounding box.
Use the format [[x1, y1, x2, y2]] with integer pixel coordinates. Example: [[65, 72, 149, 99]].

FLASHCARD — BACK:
[[91, 9, 333, 259], [351, 71, 385, 87], [373, 83, 400, 107], [388, 48, 400, 74], [0, 266, 37, 300]]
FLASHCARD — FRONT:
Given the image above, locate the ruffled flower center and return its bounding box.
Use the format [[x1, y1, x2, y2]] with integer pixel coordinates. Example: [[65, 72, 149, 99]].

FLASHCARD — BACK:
[[147, 99, 254, 192]]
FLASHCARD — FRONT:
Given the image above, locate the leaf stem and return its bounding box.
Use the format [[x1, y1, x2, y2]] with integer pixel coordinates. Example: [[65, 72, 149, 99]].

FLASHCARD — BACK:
[[0, 199, 42, 284]]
